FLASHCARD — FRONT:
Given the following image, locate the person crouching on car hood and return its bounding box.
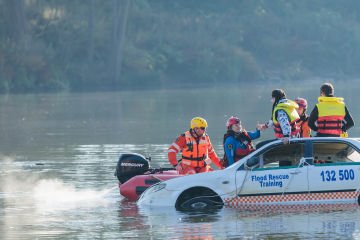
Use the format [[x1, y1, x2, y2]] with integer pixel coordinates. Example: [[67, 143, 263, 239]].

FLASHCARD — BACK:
[[168, 117, 223, 175]]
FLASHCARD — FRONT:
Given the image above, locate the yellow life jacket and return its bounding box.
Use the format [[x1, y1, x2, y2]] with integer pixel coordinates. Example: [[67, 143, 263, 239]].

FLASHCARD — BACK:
[[272, 99, 300, 138], [316, 97, 345, 135]]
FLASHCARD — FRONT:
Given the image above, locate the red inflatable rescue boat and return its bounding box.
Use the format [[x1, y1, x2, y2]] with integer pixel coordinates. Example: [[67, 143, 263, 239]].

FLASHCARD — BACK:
[[115, 153, 182, 201]]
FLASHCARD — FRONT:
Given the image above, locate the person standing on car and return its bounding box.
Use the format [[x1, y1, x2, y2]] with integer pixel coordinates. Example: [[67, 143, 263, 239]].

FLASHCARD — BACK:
[[222, 116, 263, 167], [308, 82, 354, 137], [168, 117, 223, 175], [294, 97, 311, 138], [263, 89, 300, 144]]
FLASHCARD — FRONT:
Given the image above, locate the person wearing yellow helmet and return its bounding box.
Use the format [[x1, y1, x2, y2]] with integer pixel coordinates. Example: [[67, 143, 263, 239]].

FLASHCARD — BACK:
[[190, 117, 208, 129], [168, 117, 223, 175]]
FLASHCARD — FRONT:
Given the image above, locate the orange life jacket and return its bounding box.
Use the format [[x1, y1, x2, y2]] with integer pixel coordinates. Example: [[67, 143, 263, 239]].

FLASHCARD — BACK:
[[296, 115, 311, 138], [272, 99, 300, 138], [316, 97, 345, 135], [181, 131, 210, 167]]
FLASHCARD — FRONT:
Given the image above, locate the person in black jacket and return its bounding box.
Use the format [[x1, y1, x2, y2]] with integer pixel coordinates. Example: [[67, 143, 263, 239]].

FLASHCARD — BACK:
[[308, 83, 354, 137]]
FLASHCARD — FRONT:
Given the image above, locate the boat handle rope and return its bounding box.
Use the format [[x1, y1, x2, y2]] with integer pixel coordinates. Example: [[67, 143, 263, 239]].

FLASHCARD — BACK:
[[234, 167, 249, 197], [280, 157, 310, 200]]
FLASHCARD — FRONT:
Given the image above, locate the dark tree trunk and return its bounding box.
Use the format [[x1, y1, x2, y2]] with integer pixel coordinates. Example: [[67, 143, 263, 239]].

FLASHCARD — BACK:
[[3, 0, 27, 46], [85, 0, 96, 85], [112, 0, 131, 88]]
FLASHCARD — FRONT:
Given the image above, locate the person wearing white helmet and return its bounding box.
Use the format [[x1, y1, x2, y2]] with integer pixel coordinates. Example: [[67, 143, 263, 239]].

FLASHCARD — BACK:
[[168, 117, 223, 175]]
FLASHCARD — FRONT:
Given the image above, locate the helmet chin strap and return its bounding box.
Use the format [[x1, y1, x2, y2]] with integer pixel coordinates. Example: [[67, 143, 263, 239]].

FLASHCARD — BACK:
[[194, 131, 203, 138]]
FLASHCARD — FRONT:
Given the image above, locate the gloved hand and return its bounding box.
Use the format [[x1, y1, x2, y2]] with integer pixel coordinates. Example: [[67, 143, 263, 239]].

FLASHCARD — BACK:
[[175, 164, 183, 173], [206, 165, 214, 171], [265, 120, 273, 128], [281, 137, 290, 144], [219, 159, 226, 168], [341, 125, 347, 132], [257, 123, 267, 131]]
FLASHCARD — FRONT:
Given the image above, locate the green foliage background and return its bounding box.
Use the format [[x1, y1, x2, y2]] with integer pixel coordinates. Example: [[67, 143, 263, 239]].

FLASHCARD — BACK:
[[1, 0, 360, 93]]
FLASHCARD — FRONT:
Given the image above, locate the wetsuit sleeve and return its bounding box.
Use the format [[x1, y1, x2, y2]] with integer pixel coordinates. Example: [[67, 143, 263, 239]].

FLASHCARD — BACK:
[[207, 137, 222, 169], [343, 106, 355, 131], [307, 106, 318, 131], [224, 137, 236, 166], [276, 110, 291, 137], [248, 129, 261, 140], [168, 134, 186, 166]]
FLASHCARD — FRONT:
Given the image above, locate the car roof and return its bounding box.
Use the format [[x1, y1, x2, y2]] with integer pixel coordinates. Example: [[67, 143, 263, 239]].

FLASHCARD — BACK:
[[255, 137, 360, 151]]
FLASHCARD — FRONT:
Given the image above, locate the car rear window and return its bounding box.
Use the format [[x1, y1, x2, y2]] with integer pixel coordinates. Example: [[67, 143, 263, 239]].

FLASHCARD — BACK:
[[313, 142, 360, 164]]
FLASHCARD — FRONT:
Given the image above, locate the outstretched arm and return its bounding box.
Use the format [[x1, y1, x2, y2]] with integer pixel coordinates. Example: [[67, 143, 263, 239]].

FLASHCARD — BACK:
[[248, 129, 261, 140]]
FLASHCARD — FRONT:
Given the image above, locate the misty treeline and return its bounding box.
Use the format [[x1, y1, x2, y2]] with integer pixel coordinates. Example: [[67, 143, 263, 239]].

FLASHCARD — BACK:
[[1, 0, 360, 93]]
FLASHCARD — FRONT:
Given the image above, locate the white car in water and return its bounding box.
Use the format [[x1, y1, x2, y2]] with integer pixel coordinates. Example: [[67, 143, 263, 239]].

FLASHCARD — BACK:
[[137, 137, 360, 211]]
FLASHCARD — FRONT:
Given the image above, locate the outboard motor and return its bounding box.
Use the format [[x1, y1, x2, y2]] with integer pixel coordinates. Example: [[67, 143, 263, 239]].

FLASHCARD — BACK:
[[115, 153, 150, 184]]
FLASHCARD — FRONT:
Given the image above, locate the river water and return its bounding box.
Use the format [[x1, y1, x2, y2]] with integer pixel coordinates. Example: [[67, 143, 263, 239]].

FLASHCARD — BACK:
[[1, 82, 360, 239]]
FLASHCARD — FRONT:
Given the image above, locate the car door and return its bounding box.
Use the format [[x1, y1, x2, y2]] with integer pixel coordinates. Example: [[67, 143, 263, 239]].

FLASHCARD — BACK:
[[233, 141, 310, 205], [307, 140, 360, 204]]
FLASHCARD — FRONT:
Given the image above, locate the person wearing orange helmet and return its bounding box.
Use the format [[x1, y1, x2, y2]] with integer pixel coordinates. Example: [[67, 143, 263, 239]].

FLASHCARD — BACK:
[[222, 116, 263, 167], [294, 97, 311, 138], [168, 117, 223, 175]]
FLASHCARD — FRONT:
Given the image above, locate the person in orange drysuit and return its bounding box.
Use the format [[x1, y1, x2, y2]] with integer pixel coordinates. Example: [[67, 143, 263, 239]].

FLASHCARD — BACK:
[[168, 117, 223, 175]]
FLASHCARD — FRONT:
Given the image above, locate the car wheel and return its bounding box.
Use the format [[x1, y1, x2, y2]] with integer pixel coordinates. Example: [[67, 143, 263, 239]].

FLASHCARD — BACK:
[[175, 187, 223, 211], [358, 194, 360, 205]]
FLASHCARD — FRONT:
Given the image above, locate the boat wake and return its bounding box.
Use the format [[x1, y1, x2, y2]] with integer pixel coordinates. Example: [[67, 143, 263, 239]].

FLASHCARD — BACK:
[[0, 155, 118, 212], [32, 179, 116, 211]]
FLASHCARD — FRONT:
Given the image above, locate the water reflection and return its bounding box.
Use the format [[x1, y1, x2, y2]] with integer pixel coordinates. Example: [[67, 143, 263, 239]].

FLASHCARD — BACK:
[[117, 201, 153, 238], [138, 204, 360, 239]]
